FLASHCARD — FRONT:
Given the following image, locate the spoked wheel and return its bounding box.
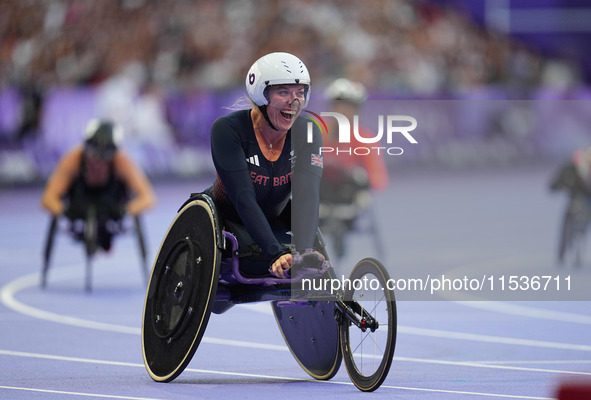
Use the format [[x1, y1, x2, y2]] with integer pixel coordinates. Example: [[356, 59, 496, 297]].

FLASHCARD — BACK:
[[142, 198, 220, 382], [339, 258, 396, 392]]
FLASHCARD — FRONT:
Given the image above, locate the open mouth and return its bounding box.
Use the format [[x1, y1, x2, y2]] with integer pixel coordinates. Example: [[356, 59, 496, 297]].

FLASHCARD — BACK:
[[280, 110, 296, 120]]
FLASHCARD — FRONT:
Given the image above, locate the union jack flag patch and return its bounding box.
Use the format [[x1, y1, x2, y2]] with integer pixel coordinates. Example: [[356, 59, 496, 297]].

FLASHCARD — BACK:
[[311, 154, 323, 168]]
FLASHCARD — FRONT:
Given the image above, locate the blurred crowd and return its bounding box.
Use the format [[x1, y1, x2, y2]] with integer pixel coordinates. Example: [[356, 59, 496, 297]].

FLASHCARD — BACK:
[[0, 0, 588, 185], [0, 0, 582, 97]]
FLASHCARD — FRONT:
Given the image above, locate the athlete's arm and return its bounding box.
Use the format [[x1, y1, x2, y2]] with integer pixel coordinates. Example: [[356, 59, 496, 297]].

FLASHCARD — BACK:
[[291, 117, 323, 251], [211, 117, 286, 258], [114, 151, 156, 215], [270, 119, 323, 278], [41, 147, 82, 216]]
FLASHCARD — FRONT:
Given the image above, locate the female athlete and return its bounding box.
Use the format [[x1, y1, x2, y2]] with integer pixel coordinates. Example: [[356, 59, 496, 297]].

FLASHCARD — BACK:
[[203, 52, 324, 278]]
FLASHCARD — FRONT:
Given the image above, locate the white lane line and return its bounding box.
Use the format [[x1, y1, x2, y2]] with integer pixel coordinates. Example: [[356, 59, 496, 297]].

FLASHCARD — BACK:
[[474, 360, 591, 365], [456, 301, 591, 325], [398, 326, 591, 352], [0, 385, 164, 400], [2, 271, 591, 355], [0, 349, 142, 367], [2, 347, 589, 379], [0, 350, 554, 399], [377, 385, 552, 399], [203, 336, 287, 351], [395, 356, 591, 376], [0, 271, 140, 335], [0, 273, 288, 351]]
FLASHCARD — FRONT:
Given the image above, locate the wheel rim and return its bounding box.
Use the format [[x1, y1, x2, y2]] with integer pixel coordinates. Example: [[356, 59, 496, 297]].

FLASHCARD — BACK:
[[341, 258, 396, 391]]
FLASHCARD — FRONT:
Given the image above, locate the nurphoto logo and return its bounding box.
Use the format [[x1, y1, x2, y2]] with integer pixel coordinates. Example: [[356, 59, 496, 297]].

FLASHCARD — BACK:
[[304, 110, 418, 156]]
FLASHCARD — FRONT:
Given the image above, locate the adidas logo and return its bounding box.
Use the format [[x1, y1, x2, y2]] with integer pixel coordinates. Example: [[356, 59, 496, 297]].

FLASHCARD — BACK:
[[246, 155, 260, 166]]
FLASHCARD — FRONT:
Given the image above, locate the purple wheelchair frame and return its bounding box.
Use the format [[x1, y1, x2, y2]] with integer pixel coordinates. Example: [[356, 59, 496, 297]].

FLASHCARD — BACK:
[[221, 230, 330, 284], [141, 193, 393, 392], [214, 229, 333, 309]]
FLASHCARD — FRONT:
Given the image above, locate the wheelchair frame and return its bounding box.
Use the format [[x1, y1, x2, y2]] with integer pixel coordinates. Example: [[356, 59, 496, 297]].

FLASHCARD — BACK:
[[41, 206, 149, 291], [558, 193, 591, 267], [141, 194, 396, 391]]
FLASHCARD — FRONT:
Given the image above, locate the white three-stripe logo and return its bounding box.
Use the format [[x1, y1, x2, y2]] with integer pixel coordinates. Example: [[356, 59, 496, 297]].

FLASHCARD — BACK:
[[247, 155, 260, 166]]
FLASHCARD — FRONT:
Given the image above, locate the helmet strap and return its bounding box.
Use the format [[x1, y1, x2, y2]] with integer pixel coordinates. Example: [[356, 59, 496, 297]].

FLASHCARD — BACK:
[[258, 105, 279, 131]]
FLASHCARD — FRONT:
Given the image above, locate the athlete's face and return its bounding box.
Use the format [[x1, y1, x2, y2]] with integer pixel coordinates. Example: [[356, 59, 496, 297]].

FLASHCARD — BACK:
[[266, 84, 306, 132]]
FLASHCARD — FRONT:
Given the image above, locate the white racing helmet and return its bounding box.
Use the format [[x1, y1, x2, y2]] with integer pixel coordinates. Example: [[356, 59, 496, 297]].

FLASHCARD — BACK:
[[325, 78, 367, 105], [83, 119, 124, 160], [246, 52, 311, 107]]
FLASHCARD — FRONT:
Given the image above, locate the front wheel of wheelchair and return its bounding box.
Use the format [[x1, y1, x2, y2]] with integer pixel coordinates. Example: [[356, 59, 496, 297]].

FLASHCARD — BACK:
[[142, 197, 221, 382], [339, 258, 396, 392]]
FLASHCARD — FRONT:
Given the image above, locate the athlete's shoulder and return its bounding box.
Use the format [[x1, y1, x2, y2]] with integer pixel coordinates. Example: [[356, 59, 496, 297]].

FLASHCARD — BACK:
[[212, 109, 251, 133]]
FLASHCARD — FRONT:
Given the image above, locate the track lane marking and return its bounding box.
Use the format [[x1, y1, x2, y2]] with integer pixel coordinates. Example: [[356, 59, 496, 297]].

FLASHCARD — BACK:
[[455, 301, 591, 325], [0, 385, 164, 400], [397, 326, 591, 351], [2, 271, 591, 355], [474, 359, 591, 365], [0, 350, 554, 399]]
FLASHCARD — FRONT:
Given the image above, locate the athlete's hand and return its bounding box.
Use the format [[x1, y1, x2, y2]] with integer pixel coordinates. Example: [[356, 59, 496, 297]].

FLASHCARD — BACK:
[[48, 200, 64, 216], [270, 253, 292, 279]]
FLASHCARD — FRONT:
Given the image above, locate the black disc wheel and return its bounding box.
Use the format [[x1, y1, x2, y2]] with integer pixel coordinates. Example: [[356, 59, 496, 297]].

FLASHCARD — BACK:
[[142, 199, 220, 382], [339, 258, 396, 392]]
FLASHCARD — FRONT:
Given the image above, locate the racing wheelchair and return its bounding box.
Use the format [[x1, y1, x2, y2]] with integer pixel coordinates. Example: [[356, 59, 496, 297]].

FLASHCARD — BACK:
[[550, 161, 591, 267], [141, 193, 397, 392], [41, 204, 149, 292], [556, 193, 591, 267], [319, 165, 385, 261]]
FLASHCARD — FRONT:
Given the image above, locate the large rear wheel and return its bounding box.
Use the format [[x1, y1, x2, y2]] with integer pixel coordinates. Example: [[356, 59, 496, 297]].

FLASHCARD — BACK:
[[142, 198, 220, 382]]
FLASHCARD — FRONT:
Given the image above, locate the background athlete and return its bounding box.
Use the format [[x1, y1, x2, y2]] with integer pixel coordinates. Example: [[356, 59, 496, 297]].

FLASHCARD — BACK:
[[320, 78, 389, 259], [42, 119, 155, 250]]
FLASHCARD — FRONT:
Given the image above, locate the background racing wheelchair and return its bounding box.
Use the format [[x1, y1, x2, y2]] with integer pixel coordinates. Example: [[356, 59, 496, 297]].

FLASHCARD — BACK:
[[550, 152, 591, 267], [41, 178, 149, 292], [40, 119, 153, 291], [319, 164, 385, 262], [141, 193, 397, 392]]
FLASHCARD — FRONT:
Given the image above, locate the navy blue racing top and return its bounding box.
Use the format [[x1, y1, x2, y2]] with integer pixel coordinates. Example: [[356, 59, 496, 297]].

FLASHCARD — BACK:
[[206, 109, 323, 258]]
